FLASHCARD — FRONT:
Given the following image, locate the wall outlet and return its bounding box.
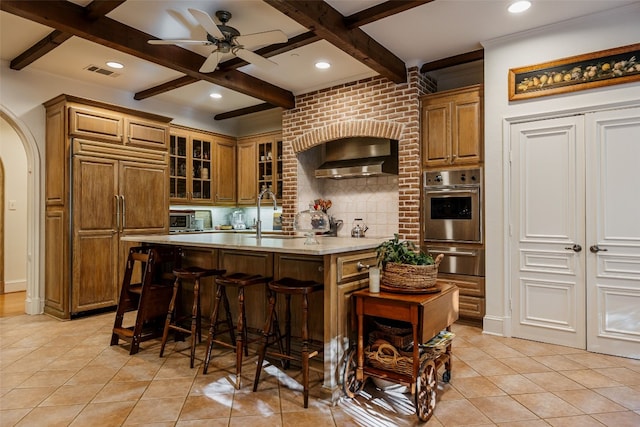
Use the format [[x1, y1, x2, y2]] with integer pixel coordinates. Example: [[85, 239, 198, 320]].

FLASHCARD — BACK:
[[8, 200, 17, 210]]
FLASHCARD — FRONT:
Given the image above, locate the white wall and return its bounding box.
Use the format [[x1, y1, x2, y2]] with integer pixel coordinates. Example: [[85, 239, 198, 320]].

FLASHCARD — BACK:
[[0, 117, 28, 292], [482, 3, 640, 335]]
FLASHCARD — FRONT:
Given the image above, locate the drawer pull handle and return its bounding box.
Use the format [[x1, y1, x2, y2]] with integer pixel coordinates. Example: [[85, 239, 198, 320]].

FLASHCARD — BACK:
[[356, 261, 370, 271]]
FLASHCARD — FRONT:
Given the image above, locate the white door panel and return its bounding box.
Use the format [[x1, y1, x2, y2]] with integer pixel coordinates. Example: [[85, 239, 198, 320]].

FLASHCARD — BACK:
[[586, 107, 640, 358], [510, 116, 586, 349]]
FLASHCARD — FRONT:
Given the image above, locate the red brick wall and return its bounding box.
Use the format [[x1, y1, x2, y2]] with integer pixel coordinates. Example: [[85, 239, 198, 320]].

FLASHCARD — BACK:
[[281, 67, 435, 243]]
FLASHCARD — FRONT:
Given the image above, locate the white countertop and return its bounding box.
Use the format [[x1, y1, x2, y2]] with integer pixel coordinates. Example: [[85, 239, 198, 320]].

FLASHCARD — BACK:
[[122, 233, 388, 255]]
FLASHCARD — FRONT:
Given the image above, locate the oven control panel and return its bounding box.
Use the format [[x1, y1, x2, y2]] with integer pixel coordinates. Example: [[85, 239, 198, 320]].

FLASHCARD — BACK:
[[424, 168, 482, 187]]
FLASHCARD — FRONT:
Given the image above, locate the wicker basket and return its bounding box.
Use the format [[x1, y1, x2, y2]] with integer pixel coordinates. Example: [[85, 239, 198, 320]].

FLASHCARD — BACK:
[[369, 318, 413, 348], [369, 330, 413, 349], [382, 253, 444, 290], [365, 342, 433, 376], [365, 337, 452, 376]]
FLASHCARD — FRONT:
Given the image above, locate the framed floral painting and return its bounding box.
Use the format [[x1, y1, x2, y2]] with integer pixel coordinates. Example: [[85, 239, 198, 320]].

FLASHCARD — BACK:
[[508, 43, 640, 101]]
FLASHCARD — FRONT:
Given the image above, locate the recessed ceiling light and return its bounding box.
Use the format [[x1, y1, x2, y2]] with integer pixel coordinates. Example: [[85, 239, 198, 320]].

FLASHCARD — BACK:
[[209, 93, 222, 99], [105, 61, 124, 69], [315, 61, 331, 69], [508, 0, 531, 13]]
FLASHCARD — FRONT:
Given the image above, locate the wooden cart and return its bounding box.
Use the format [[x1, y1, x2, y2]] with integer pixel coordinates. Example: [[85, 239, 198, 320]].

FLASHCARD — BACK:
[[343, 282, 459, 422]]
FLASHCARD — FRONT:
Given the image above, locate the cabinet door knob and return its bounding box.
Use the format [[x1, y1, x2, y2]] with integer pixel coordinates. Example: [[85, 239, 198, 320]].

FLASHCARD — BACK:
[[356, 261, 370, 271]]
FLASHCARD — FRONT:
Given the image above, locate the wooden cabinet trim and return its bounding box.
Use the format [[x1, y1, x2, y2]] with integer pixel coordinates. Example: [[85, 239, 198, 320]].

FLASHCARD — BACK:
[[44, 94, 172, 123], [73, 138, 167, 164]]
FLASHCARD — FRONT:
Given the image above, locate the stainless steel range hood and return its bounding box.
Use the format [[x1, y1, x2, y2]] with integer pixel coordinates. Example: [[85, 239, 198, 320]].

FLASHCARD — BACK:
[[315, 137, 398, 179]]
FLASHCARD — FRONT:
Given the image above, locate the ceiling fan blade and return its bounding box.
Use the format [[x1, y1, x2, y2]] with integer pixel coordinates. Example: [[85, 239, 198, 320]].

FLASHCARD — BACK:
[[188, 8, 224, 39], [199, 51, 222, 73], [236, 30, 288, 47], [235, 48, 278, 69], [148, 39, 212, 45]]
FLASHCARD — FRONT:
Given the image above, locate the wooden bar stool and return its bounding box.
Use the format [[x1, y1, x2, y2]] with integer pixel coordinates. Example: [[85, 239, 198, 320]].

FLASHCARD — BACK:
[[253, 277, 324, 408], [202, 272, 272, 389], [159, 266, 226, 368], [111, 246, 181, 355]]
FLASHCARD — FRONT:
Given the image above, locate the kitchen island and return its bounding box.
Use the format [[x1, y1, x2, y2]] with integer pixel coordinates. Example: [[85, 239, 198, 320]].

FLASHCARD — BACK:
[[122, 233, 386, 402]]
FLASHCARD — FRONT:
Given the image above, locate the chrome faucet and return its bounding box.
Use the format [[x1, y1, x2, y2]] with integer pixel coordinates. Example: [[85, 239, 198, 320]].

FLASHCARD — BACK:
[[257, 187, 277, 239]]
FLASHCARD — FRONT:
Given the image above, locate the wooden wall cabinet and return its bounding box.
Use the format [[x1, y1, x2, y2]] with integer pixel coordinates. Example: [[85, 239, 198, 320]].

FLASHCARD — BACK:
[[421, 84, 483, 168], [69, 105, 168, 149], [236, 131, 283, 205], [169, 125, 236, 205], [43, 95, 171, 319], [236, 138, 258, 205], [213, 137, 237, 205], [258, 133, 283, 201]]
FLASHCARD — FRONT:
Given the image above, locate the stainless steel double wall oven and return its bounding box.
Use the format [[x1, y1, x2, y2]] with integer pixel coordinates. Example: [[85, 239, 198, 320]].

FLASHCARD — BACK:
[[422, 168, 484, 277]]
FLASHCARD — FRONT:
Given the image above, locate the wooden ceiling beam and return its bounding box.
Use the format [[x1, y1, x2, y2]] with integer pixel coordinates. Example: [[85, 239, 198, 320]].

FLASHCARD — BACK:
[[83, 0, 127, 20], [9, 0, 125, 70], [420, 49, 484, 73], [265, 0, 407, 84], [134, 76, 199, 101], [344, 0, 434, 29], [214, 103, 278, 121], [1, 0, 295, 109], [10, 30, 72, 70], [134, 32, 320, 101]]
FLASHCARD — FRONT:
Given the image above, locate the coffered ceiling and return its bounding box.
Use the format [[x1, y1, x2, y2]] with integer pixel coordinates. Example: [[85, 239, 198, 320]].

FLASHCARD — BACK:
[[0, 0, 635, 124]]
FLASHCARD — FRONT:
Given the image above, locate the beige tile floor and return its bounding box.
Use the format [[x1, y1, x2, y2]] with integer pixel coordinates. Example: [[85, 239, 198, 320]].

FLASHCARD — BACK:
[[1, 312, 640, 426]]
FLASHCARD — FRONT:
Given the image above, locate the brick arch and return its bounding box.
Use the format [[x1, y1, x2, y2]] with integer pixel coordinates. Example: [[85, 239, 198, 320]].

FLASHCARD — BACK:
[[291, 120, 405, 153]]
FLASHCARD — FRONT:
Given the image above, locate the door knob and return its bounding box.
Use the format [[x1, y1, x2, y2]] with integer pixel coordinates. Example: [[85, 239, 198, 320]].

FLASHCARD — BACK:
[[565, 244, 582, 252], [590, 245, 608, 253]]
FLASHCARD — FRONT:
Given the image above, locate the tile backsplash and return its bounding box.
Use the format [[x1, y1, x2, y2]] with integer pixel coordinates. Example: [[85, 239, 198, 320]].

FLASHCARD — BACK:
[[170, 205, 282, 231], [297, 175, 399, 238]]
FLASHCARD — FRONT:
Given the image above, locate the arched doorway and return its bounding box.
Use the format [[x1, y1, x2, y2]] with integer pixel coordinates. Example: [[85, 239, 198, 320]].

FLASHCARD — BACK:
[[0, 106, 42, 314], [1, 159, 4, 294]]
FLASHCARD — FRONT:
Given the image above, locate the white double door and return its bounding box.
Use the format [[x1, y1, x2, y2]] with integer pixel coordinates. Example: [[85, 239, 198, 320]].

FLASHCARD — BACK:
[[509, 107, 640, 358]]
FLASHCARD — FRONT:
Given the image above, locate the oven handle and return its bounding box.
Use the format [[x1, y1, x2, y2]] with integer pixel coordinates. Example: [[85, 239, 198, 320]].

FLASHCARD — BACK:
[[427, 248, 478, 257], [424, 188, 479, 195]]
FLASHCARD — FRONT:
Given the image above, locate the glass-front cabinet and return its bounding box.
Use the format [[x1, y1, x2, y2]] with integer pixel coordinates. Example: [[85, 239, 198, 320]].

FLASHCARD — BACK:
[[257, 134, 283, 201], [236, 131, 282, 205], [169, 127, 213, 204]]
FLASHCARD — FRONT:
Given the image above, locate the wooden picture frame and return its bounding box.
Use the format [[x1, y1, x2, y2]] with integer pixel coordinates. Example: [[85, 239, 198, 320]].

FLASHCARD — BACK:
[[508, 43, 640, 101]]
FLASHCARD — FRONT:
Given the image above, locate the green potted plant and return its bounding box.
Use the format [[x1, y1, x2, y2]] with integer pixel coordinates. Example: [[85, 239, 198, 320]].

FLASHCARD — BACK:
[[375, 234, 443, 291]]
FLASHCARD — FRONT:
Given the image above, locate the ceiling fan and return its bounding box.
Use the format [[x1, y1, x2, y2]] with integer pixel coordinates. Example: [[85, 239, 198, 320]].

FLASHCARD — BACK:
[[148, 8, 288, 73]]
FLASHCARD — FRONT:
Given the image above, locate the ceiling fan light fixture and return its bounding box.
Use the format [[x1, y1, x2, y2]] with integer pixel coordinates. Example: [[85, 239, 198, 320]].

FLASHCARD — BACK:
[[151, 9, 288, 71], [106, 61, 124, 69], [508, 1, 531, 13], [315, 61, 331, 69]]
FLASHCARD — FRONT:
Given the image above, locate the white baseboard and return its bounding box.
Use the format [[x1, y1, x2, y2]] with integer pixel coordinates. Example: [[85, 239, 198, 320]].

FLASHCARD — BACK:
[[483, 314, 511, 337], [4, 280, 26, 293]]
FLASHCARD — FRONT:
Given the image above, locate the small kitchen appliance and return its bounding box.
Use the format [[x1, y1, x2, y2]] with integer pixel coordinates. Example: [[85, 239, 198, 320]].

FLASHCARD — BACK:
[[231, 210, 246, 230], [170, 210, 196, 232]]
